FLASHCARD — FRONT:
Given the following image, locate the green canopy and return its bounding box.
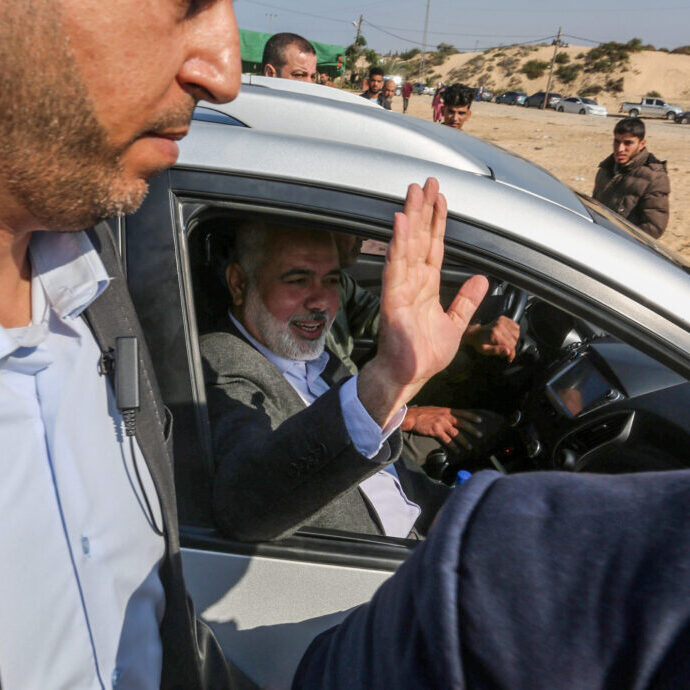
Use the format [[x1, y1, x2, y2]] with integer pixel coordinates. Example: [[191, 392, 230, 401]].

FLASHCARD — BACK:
[[240, 28, 345, 76]]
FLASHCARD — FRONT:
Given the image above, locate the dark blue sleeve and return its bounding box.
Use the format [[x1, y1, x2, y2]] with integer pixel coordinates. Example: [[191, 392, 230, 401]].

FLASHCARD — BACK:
[[293, 470, 690, 689]]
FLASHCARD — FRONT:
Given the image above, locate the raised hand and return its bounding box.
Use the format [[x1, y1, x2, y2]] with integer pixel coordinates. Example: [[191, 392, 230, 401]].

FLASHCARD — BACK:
[[358, 178, 489, 428]]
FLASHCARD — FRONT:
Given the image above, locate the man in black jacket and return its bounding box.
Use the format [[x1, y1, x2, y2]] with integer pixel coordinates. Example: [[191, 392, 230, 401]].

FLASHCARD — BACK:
[[593, 117, 670, 238]]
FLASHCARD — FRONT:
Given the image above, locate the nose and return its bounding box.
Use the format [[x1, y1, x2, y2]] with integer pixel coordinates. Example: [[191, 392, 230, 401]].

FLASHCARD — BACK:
[[178, 0, 241, 104], [304, 282, 333, 313]]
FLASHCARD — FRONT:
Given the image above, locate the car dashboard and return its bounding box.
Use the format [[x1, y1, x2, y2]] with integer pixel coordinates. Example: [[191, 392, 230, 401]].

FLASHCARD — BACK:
[[503, 316, 690, 476]]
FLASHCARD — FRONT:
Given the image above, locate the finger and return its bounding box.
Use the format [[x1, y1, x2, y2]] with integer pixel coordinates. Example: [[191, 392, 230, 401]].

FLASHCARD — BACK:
[[453, 409, 483, 424], [448, 275, 490, 333], [456, 419, 483, 439], [421, 178, 440, 237], [449, 432, 472, 452], [428, 192, 447, 270], [402, 183, 425, 269], [383, 211, 409, 293]]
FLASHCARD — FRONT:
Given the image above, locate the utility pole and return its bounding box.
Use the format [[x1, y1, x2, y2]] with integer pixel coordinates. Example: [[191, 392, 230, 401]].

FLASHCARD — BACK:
[[354, 14, 363, 44], [542, 26, 562, 110], [265, 13, 277, 33], [419, 0, 432, 83]]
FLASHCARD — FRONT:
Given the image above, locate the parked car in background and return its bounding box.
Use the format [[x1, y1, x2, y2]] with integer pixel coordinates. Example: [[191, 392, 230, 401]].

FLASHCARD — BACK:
[[476, 86, 493, 101], [557, 96, 608, 116], [675, 111, 690, 124], [413, 81, 434, 95], [620, 97, 683, 120], [495, 91, 527, 105], [524, 91, 562, 108], [120, 79, 690, 688]]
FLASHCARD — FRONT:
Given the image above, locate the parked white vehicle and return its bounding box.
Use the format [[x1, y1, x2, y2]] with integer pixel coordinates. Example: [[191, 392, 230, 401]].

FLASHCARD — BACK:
[[557, 96, 608, 116], [620, 97, 683, 120]]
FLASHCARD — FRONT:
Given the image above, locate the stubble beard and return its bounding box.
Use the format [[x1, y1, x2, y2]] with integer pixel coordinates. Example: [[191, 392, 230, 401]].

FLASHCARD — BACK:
[[0, 1, 190, 231], [244, 284, 333, 361]]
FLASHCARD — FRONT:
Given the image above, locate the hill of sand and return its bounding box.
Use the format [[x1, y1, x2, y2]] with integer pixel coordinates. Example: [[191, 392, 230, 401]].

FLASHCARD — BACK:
[[407, 45, 690, 113], [382, 94, 690, 262]]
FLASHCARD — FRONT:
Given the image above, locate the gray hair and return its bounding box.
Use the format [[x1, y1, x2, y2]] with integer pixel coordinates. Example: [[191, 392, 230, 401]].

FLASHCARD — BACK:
[[233, 220, 272, 283]]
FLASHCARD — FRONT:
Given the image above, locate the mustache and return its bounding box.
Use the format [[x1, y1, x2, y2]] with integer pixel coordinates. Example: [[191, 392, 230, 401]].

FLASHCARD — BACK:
[[133, 98, 196, 141], [289, 310, 330, 324]]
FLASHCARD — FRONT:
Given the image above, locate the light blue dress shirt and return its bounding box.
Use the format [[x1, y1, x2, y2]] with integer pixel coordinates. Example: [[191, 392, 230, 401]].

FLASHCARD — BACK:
[[0, 231, 165, 690], [229, 313, 420, 537]]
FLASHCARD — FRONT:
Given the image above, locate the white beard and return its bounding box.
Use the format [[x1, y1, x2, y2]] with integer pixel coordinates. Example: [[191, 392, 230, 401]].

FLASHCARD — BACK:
[[244, 285, 333, 361]]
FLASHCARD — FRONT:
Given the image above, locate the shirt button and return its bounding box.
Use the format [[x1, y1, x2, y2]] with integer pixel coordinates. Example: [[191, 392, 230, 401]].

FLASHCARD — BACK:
[[112, 668, 121, 686], [81, 536, 90, 556]]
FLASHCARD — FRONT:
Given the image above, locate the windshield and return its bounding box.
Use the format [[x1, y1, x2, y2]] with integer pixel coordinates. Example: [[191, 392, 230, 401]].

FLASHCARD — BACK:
[[582, 98, 597, 105], [578, 194, 688, 270]]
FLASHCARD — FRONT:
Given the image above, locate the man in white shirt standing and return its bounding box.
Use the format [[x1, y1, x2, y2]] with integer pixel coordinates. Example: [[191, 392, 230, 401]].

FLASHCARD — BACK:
[[0, 1, 250, 688]]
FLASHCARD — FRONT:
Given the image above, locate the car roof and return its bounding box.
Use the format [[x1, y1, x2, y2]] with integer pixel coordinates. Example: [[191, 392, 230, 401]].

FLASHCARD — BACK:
[[199, 83, 583, 215], [180, 84, 690, 329]]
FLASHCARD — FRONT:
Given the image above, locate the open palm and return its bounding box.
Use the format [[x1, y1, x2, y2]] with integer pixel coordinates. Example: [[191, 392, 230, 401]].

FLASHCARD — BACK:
[[358, 178, 488, 428]]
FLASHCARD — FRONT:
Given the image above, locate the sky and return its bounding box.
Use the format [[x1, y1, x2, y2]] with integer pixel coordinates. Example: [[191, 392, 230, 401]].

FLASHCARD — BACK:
[[233, 0, 690, 54]]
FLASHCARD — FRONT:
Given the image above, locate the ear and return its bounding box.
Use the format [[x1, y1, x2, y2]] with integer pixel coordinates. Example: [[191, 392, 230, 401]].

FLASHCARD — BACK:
[[226, 263, 248, 307], [467, 109, 472, 120], [263, 63, 278, 78]]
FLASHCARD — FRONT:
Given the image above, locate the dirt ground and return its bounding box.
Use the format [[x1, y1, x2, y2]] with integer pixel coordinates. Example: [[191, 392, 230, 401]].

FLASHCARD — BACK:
[[394, 95, 690, 262]]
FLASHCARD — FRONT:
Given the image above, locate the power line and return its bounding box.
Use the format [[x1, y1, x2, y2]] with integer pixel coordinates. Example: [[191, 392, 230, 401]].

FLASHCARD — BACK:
[[240, 0, 353, 25]]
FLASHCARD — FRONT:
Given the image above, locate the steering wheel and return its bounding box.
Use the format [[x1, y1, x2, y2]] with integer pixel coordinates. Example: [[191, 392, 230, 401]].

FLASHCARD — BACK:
[[502, 284, 528, 323], [473, 281, 529, 325]]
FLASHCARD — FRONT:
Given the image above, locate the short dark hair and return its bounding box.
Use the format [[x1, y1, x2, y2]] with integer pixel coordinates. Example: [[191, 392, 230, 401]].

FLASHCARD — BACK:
[[261, 33, 316, 72], [368, 66, 384, 79], [443, 84, 476, 108], [614, 117, 645, 140]]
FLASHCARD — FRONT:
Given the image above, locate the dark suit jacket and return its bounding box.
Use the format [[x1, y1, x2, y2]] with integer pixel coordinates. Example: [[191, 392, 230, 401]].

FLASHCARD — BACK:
[[295, 469, 690, 689], [85, 224, 254, 690], [200, 320, 405, 542]]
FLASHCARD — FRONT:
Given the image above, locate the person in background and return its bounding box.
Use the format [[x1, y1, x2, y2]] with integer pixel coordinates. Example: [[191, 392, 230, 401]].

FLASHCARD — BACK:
[[401, 78, 413, 113], [361, 67, 385, 102], [441, 83, 476, 130], [262, 32, 317, 82], [432, 81, 445, 122], [593, 117, 670, 238], [378, 79, 397, 110]]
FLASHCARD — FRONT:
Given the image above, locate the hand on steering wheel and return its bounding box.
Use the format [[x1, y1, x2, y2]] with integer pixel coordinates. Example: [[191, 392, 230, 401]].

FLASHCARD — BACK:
[[463, 316, 521, 362], [402, 406, 483, 451]]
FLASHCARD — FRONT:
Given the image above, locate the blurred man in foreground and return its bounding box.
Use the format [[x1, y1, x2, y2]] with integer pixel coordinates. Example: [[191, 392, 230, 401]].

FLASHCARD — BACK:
[[0, 2, 250, 688], [262, 32, 317, 82], [593, 117, 670, 238]]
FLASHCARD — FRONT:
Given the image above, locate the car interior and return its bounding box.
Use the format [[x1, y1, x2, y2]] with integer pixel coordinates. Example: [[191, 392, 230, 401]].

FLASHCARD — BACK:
[[180, 208, 690, 545]]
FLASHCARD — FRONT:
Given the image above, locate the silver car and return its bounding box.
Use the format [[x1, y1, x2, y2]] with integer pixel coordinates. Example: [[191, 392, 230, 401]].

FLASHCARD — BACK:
[[557, 96, 608, 116], [120, 80, 690, 688]]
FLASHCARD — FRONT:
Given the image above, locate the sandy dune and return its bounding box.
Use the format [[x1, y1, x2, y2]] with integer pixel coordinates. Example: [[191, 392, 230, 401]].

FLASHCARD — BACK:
[[431, 46, 690, 113], [394, 95, 690, 262]]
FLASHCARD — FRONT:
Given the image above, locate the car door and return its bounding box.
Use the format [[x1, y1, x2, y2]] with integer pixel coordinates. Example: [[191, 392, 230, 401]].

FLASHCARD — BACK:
[[121, 161, 690, 688]]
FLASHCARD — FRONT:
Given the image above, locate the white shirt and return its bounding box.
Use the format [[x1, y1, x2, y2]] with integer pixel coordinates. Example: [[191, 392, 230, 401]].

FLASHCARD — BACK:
[[229, 313, 420, 537], [0, 231, 165, 690]]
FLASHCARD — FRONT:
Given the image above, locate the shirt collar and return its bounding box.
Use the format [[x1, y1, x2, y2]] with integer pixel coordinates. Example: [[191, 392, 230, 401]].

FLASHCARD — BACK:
[[29, 230, 111, 320], [0, 231, 111, 360], [228, 311, 329, 381]]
